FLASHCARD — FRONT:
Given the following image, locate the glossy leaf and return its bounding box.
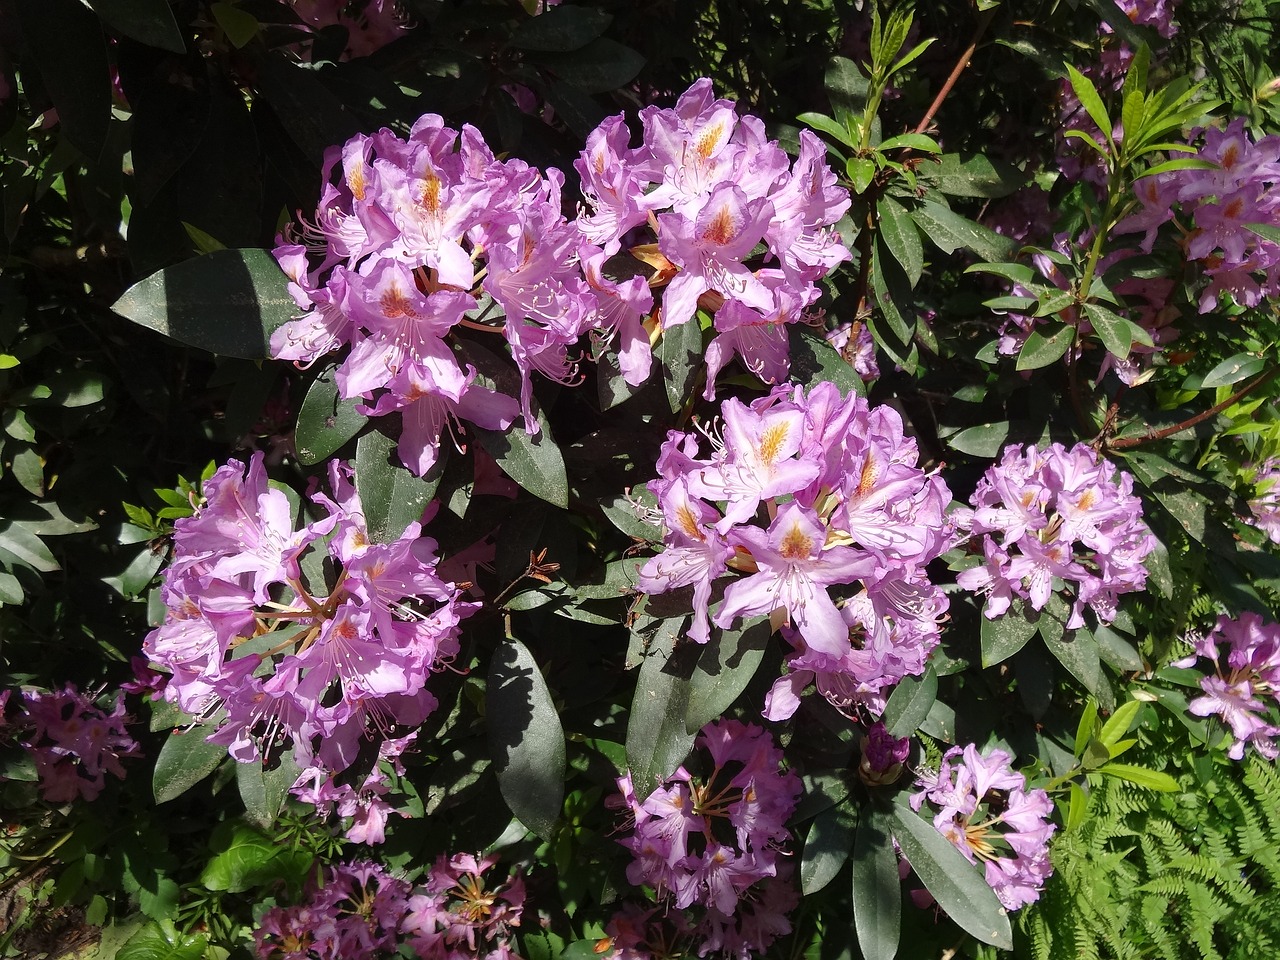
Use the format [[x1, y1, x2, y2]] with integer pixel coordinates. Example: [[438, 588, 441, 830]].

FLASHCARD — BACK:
[[295, 365, 365, 465], [1016, 322, 1075, 370], [1199, 353, 1267, 389], [512, 6, 611, 51], [928, 153, 1024, 198], [1095, 762, 1179, 791], [658, 316, 704, 414], [540, 39, 644, 94], [116, 920, 207, 960], [852, 807, 901, 960], [891, 800, 1013, 949], [787, 326, 867, 396], [878, 197, 924, 287], [800, 801, 857, 895], [0, 522, 59, 573], [153, 728, 226, 804], [473, 418, 569, 509], [882, 665, 937, 738], [236, 756, 300, 830], [980, 603, 1038, 667], [111, 249, 296, 359], [946, 421, 1010, 458], [354, 429, 446, 543], [1065, 64, 1114, 148], [685, 619, 770, 734], [625, 622, 698, 801], [89, 0, 185, 52], [488, 638, 566, 839], [909, 200, 1014, 261]]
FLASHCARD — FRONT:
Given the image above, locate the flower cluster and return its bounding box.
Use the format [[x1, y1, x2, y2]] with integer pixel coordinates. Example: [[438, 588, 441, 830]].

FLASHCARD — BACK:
[[575, 78, 851, 399], [1179, 612, 1280, 760], [273, 83, 851, 476], [956, 442, 1155, 629], [256, 854, 525, 960], [910, 744, 1056, 911], [613, 719, 800, 949], [1247, 456, 1280, 544], [285, 0, 409, 61], [1119, 118, 1280, 312], [16, 685, 139, 803], [143, 453, 475, 781], [637, 381, 952, 719]]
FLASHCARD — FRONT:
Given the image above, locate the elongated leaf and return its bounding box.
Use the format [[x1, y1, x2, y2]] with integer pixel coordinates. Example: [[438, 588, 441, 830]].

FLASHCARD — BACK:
[[946, 421, 1009, 458], [800, 801, 858, 895], [1016, 322, 1075, 370], [1198, 353, 1267, 389], [881, 665, 937, 738], [909, 200, 1014, 261], [511, 5, 611, 51], [236, 755, 300, 830], [1065, 64, 1113, 145], [798, 112, 857, 152], [966, 261, 1034, 286], [200, 822, 284, 893], [1042, 622, 1111, 709], [658, 316, 703, 414], [153, 729, 226, 803], [17, 0, 111, 160], [980, 604, 1038, 667], [1084, 303, 1132, 358], [625, 622, 698, 800], [0, 522, 59, 573], [90, 0, 185, 52], [685, 619, 770, 734], [112, 249, 296, 359], [852, 807, 901, 960], [891, 800, 1013, 949], [928, 153, 1024, 198], [540, 39, 644, 94], [787, 326, 867, 396], [473, 418, 568, 509], [295, 365, 365, 464], [824, 56, 870, 132], [354, 429, 446, 543], [870, 246, 916, 370], [117, 920, 207, 960], [878, 197, 924, 288], [1098, 699, 1143, 747], [1095, 762, 1178, 791], [488, 638, 566, 839]]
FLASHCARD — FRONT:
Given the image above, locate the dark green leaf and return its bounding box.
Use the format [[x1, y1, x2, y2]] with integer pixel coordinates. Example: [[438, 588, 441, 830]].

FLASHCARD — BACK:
[[1043, 624, 1111, 709], [16, 0, 111, 160], [295, 365, 365, 465], [236, 756, 300, 830], [658, 317, 704, 414], [852, 807, 901, 960], [909, 200, 1015, 261], [540, 39, 644, 94], [511, 6, 611, 51], [0, 522, 59, 573], [1199, 353, 1267, 389], [1016, 322, 1075, 370], [799, 112, 856, 152], [354, 429, 445, 543], [116, 920, 207, 960], [200, 822, 291, 893], [255, 56, 366, 168], [153, 728, 226, 803], [824, 56, 870, 132], [625, 623, 699, 800], [980, 603, 1038, 667], [800, 801, 857, 895], [878, 197, 924, 287], [891, 800, 1013, 949], [881, 665, 936, 738], [473, 418, 569, 509], [870, 246, 916, 370], [787, 326, 867, 396], [1093, 624, 1144, 672], [489, 638, 566, 839], [111, 249, 296, 359], [89, 0, 185, 52], [685, 619, 770, 734], [927, 153, 1024, 198], [946, 422, 1009, 458]]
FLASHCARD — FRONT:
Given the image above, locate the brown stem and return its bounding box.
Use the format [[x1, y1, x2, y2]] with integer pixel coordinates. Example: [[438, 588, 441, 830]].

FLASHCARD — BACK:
[[852, 202, 877, 321], [1107, 365, 1280, 451], [912, 7, 997, 137]]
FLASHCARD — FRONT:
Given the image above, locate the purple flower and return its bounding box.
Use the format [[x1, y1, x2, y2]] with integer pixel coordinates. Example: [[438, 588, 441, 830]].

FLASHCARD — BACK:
[[1184, 612, 1280, 760], [1246, 457, 1280, 545], [19, 685, 139, 803]]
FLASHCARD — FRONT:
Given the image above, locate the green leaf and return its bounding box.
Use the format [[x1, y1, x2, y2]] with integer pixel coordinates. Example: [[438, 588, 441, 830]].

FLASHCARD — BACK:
[[473, 418, 569, 509], [354, 429, 446, 543], [488, 638, 567, 839], [1074, 697, 1099, 758], [0, 522, 59, 573], [89, 0, 185, 52], [1065, 64, 1114, 147], [1198, 353, 1267, 389], [1043, 623, 1110, 709], [878, 197, 924, 287], [879, 133, 941, 153], [295, 365, 365, 465], [881, 665, 937, 738], [1095, 762, 1179, 791], [800, 801, 857, 895], [1098, 699, 1143, 747], [116, 920, 207, 960], [1084, 302, 1142, 358], [980, 603, 1038, 667], [852, 807, 901, 960], [824, 56, 871, 132], [236, 756, 300, 830], [540, 39, 644, 94], [658, 316, 704, 414], [965, 261, 1034, 286], [799, 112, 857, 152], [927, 153, 1024, 198], [210, 2, 258, 47], [511, 5, 611, 51], [787, 326, 867, 397], [1066, 782, 1088, 832], [152, 728, 226, 804], [891, 799, 1013, 949], [869, 246, 916, 370], [1016, 322, 1075, 370], [946, 421, 1009, 458], [847, 156, 877, 193], [200, 822, 288, 893], [0, 571, 23, 605], [685, 619, 770, 734], [1245, 222, 1280, 245], [625, 623, 698, 800], [909, 200, 1015, 261], [111, 249, 296, 359]]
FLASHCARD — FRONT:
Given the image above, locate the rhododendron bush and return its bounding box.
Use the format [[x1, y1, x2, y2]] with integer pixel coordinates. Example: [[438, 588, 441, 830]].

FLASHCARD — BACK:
[[3, 0, 1280, 958]]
